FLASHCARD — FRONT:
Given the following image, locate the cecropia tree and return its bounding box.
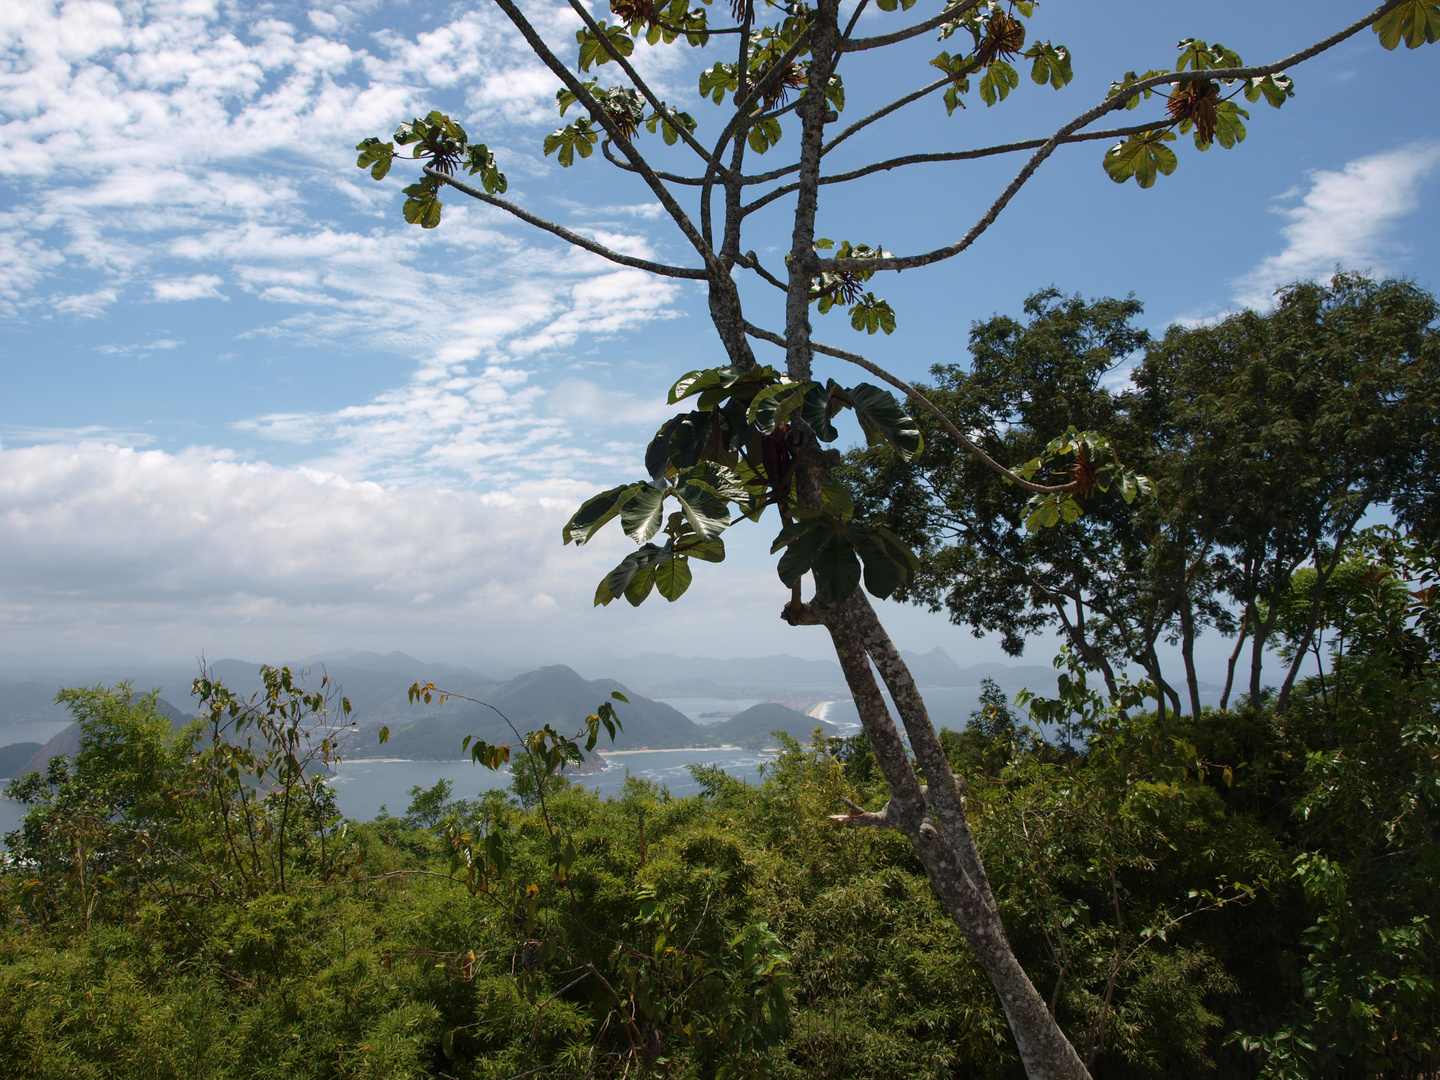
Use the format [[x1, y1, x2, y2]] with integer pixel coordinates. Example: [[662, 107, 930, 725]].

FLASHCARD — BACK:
[[357, 1, 1437, 1075]]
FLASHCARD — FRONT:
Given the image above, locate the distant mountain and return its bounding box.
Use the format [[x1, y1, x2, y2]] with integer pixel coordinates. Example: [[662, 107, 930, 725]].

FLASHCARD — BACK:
[[580, 653, 848, 696], [350, 665, 709, 757], [0, 742, 42, 779], [0, 680, 70, 724], [899, 647, 967, 686], [11, 697, 194, 777], [708, 702, 838, 750]]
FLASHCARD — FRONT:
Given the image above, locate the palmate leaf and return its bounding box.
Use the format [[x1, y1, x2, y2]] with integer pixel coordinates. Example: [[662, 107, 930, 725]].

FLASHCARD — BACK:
[[747, 380, 811, 432], [620, 484, 666, 542], [978, 60, 1020, 106], [771, 514, 918, 600], [576, 21, 635, 71], [594, 543, 695, 606], [401, 180, 444, 228], [801, 383, 842, 442], [654, 550, 693, 600], [355, 137, 395, 180], [673, 485, 731, 542], [563, 483, 643, 545], [1183, 99, 1248, 150], [595, 543, 664, 606], [1025, 41, 1073, 88], [1103, 130, 1178, 188], [846, 382, 922, 460], [849, 294, 897, 335], [1375, 0, 1440, 48], [851, 524, 919, 599]]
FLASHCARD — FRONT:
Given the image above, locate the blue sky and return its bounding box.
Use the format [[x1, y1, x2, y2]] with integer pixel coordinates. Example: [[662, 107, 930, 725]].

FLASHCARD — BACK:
[[0, 0, 1436, 674]]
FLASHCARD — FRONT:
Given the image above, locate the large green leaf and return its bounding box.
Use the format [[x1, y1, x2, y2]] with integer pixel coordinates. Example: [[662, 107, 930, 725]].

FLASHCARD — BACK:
[[673, 486, 731, 542], [747, 381, 811, 432], [1102, 130, 1178, 188], [620, 484, 666, 543], [1375, 0, 1440, 48], [624, 564, 656, 606], [654, 552, 693, 601], [594, 544, 664, 606], [401, 180, 444, 228], [576, 21, 635, 71], [678, 535, 726, 562], [846, 383, 923, 460], [848, 524, 920, 599], [812, 536, 863, 600], [801, 384, 841, 442], [564, 483, 642, 545], [774, 519, 831, 588]]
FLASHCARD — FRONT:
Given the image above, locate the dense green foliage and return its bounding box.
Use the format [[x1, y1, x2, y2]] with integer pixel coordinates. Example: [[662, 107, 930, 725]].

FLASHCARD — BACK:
[[4, 526, 1437, 1078], [844, 274, 1440, 721]]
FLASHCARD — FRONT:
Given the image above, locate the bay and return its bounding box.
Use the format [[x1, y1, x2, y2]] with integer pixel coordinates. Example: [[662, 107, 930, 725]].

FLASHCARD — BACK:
[[654, 697, 765, 723], [327, 746, 775, 822]]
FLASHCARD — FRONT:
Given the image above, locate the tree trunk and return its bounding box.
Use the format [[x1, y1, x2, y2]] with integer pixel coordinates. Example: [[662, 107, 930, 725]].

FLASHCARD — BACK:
[[807, 590, 1092, 1080], [1179, 594, 1203, 721]]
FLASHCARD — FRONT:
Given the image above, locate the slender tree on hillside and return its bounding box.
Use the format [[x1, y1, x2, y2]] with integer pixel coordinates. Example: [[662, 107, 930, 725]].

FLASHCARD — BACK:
[[356, 2, 1438, 1075]]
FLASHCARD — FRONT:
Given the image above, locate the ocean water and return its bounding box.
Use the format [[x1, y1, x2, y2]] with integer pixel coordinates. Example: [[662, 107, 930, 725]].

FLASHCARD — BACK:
[[655, 698, 766, 724], [323, 746, 777, 821]]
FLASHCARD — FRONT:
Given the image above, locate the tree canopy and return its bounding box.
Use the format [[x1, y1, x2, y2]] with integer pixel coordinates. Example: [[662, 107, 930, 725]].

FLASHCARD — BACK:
[[347, 0, 1439, 1075]]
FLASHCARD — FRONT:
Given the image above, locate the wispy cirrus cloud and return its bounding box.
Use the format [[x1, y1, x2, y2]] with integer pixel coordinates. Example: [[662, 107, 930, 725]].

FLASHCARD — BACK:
[[1233, 141, 1440, 309], [1, 0, 698, 489]]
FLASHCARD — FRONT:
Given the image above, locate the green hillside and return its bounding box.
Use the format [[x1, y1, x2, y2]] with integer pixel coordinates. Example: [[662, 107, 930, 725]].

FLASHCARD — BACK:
[[708, 702, 837, 750], [350, 665, 710, 757]]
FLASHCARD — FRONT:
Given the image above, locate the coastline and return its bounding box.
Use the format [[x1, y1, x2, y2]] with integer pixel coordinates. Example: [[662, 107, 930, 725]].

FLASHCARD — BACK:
[[598, 745, 747, 756], [806, 699, 844, 723]]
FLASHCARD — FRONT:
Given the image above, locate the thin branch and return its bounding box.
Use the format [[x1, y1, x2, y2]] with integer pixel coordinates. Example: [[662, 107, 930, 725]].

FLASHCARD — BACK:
[[599, 138, 708, 185], [840, 0, 985, 52], [823, 75, 953, 157], [565, 0, 725, 173], [736, 250, 788, 291], [828, 793, 902, 829], [700, 28, 815, 248], [842, 0, 871, 40], [741, 121, 1172, 215], [432, 170, 707, 279], [743, 321, 1076, 495], [490, 0, 717, 269], [818, 0, 1404, 273], [739, 74, 956, 191]]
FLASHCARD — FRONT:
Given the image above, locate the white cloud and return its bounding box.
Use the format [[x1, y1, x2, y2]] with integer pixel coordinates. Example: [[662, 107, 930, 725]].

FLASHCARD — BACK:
[[0, 440, 806, 667], [1233, 141, 1440, 309], [152, 273, 226, 300]]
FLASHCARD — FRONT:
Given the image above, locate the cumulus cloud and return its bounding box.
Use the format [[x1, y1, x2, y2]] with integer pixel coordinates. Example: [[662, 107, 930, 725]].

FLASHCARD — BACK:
[[0, 0, 699, 489], [0, 441, 798, 666], [1233, 142, 1440, 309], [152, 273, 226, 301]]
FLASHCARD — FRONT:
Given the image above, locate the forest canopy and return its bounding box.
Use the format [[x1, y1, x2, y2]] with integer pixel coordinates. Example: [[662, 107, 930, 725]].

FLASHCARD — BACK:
[[3, 276, 1438, 1080]]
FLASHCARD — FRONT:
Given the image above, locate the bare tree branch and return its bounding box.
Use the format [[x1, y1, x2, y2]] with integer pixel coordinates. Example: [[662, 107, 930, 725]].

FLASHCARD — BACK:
[[818, 0, 1405, 273], [430, 169, 707, 279], [599, 137, 708, 185], [564, 0, 726, 174], [839, 0, 986, 52], [741, 120, 1172, 215], [736, 250, 787, 291], [842, 0, 872, 40], [743, 321, 1077, 495], [490, 0, 717, 269]]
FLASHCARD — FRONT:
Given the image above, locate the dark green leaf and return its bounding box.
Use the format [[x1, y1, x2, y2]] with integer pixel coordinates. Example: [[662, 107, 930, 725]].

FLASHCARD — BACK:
[[812, 535, 863, 599], [846, 383, 923, 460], [563, 483, 643, 545], [620, 484, 666, 543], [654, 552, 693, 601]]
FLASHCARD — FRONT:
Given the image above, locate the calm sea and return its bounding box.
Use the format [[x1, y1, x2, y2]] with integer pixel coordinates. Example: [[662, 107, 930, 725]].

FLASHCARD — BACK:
[[1, 747, 779, 844]]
